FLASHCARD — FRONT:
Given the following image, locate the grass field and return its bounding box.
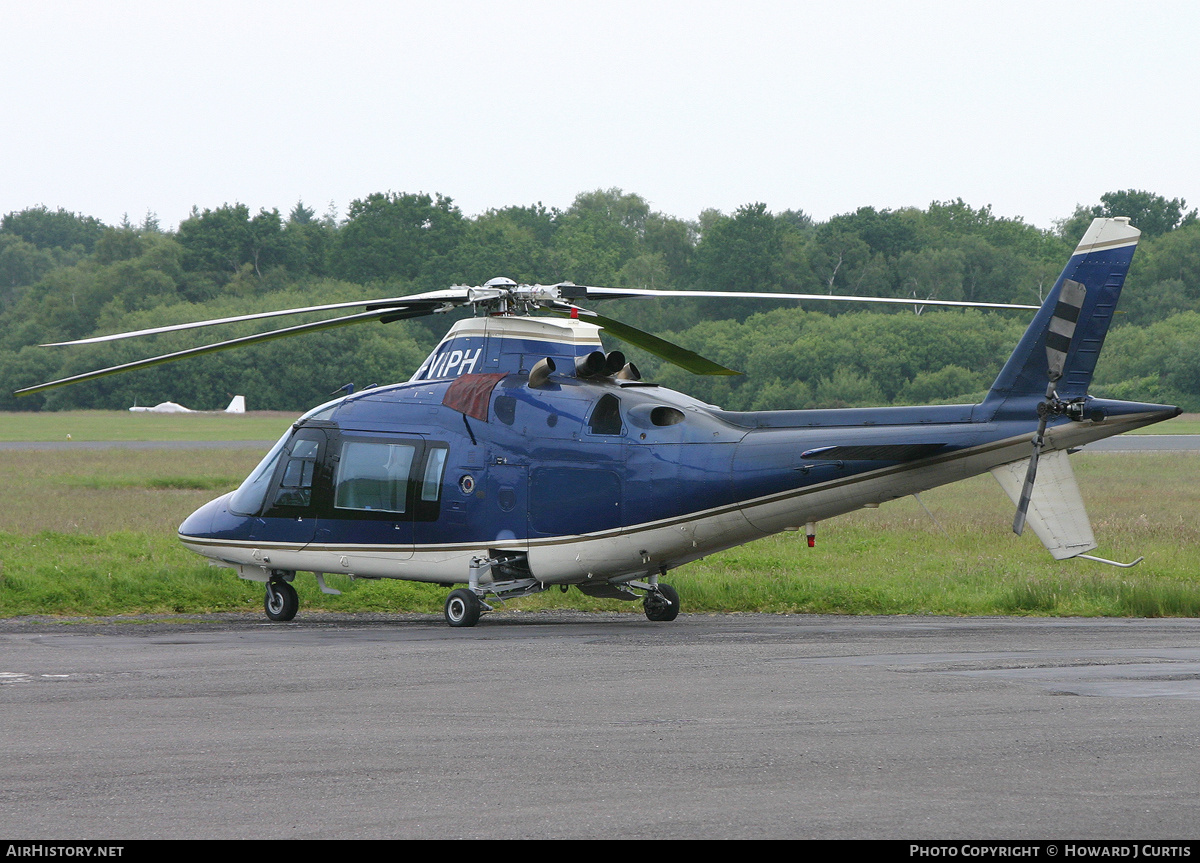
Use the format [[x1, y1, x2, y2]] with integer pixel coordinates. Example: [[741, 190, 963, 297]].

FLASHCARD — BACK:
[[1, 435, 1198, 619], [0, 410, 295, 442]]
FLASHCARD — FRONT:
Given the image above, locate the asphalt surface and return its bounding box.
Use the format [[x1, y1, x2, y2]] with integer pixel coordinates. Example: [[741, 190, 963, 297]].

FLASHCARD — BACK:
[[2, 433, 1197, 839], [3, 611, 1199, 840], [1082, 434, 1200, 451]]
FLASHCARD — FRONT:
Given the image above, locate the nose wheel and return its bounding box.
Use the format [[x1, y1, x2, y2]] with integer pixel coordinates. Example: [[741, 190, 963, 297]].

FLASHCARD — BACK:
[[264, 579, 299, 622], [643, 583, 680, 622]]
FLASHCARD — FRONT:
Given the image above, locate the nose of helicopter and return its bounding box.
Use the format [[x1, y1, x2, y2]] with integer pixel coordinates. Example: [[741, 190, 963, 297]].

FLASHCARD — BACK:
[[178, 492, 232, 537]]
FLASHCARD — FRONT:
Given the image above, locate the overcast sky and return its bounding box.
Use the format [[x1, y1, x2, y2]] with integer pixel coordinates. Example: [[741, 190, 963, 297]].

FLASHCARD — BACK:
[[2, 1, 1197, 232]]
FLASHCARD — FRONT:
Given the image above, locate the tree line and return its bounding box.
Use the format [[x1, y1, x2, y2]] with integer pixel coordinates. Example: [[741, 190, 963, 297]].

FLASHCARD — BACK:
[[2, 188, 1199, 412]]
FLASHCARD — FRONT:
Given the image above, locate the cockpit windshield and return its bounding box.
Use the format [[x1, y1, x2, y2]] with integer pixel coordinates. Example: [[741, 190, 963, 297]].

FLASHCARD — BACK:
[[228, 428, 292, 515]]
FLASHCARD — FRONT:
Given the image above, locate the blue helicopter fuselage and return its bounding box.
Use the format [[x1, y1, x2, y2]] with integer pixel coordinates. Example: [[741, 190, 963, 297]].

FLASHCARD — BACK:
[[178, 365, 1175, 587]]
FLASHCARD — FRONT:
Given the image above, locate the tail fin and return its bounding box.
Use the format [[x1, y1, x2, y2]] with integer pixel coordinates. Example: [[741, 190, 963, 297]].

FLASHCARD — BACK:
[[985, 217, 1140, 407], [225, 395, 246, 413]]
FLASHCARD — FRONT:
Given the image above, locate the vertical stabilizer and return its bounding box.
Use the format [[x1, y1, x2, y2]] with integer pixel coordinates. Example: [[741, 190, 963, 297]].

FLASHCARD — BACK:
[[986, 217, 1141, 406], [225, 395, 246, 413]]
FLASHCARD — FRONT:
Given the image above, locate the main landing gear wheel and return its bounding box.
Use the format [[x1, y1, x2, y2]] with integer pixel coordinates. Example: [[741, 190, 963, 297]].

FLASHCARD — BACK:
[[264, 579, 299, 622], [445, 589, 483, 628], [643, 583, 680, 622]]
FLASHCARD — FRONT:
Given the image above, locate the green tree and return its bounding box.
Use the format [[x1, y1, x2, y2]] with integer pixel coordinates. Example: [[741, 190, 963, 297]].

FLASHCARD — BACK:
[[896, 247, 966, 303], [177, 203, 300, 288], [548, 191, 645, 285], [944, 235, 1028, 305], [1097, 190, 1196, 239], [177, 203, 252, 276], [694, 203, 782, 293], [568, 188, 650, 235], [895, 365, 988, 405], [1, 206, 107, 252], [1135, 223, 1200, 295], [282, 200, 331, 278], [823, 206, 920, 259], [0, 236, 57, 299], [448, 207, 552, 285], [642, 213, 697, 282], [1059, 190, 1197, 242], [806, 226, 875, 295], [94, 227, 149, 265], [330, 192, 465, 285], [1094, 312, 1200, 410], [924, 199, 1061, 261]]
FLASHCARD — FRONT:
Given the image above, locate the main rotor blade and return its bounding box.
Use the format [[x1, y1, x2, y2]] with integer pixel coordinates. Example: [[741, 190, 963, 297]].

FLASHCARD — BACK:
[[575, 286, 1040, 312], [40, 288, 473, 347], [365, 286, 504, 312], [547, 305, 740, 376], [14, 310, 388, 396]]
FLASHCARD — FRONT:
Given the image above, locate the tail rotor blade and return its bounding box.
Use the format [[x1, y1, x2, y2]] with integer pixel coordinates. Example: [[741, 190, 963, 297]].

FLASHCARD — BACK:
[[1012, 439, 1041, 535], [1013, 386, 1054, 535], [1045, 279, 1087, 381]]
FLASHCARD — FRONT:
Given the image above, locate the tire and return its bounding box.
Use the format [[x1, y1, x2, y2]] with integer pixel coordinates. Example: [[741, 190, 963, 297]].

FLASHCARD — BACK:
[[264, 579, 299, 622], [445, 588, 482, 627], [643, 583, 680, 622]]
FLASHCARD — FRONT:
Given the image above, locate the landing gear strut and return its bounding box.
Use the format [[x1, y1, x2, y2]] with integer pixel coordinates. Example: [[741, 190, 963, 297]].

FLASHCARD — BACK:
[[643, 583, 680, 622], [264, 577, 298, 622], [440, 554, 547, 628]]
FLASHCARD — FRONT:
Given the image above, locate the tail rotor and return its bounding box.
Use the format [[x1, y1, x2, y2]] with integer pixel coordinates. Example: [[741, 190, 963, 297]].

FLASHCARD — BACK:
[[1012, 279, 1087, 535]]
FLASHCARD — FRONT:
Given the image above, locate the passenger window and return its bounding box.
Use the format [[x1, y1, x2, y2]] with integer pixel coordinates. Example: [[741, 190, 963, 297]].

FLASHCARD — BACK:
[[335, 441, 417, 513], [588, 394, 623, 436]]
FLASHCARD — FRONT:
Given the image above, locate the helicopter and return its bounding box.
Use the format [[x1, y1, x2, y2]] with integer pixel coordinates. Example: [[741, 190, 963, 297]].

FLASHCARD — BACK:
[[15, 216, 1178, 627]]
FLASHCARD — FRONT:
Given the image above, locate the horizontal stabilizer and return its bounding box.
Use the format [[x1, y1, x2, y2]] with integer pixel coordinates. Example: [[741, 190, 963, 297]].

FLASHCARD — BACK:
[[990, 449, 1096, 560]]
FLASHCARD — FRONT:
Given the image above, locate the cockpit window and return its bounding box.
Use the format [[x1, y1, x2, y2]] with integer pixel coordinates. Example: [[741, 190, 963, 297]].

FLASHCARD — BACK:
[[272, 438, 320, 507], [421, 447, 448, 502], [588, 394, 623, 436], [228, 432, 290, 515], [298, 398, 341, 423]]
